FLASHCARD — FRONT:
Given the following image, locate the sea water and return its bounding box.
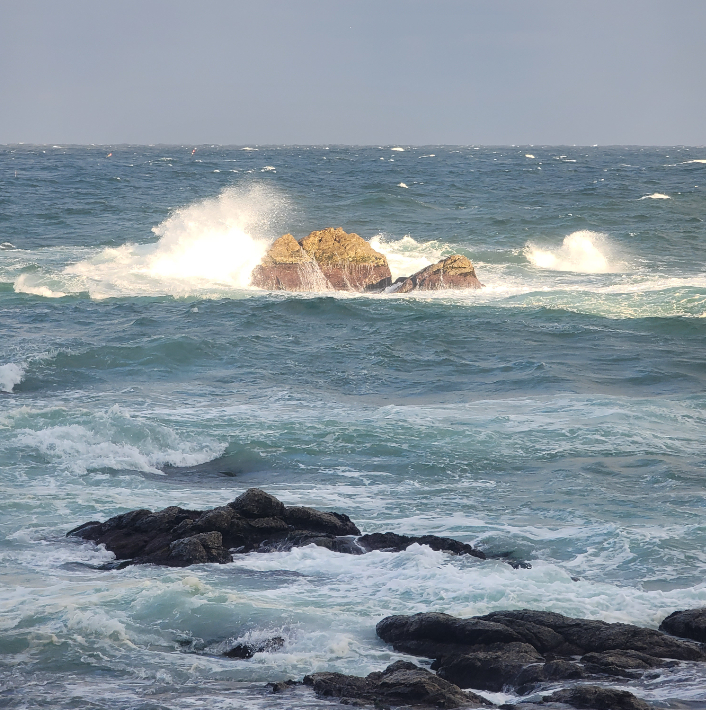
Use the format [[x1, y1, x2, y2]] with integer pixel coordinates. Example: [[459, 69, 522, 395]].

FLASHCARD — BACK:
[[0, 145, 705, 708]]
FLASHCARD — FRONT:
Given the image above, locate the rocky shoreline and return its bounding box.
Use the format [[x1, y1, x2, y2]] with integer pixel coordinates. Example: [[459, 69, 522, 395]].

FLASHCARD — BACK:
[[249, 227, 483, 293], [67, 490, 705, 709]]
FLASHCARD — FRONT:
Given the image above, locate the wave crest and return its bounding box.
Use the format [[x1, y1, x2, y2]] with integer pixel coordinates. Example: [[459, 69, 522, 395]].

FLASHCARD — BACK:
[[15, 185, 287, 299], [524, 231, 622, 274]]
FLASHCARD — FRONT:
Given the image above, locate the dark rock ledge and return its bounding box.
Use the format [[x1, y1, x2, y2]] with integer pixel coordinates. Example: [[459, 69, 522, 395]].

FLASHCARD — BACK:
[[67, 488, 491, 568], [264, 608, 703, 709]]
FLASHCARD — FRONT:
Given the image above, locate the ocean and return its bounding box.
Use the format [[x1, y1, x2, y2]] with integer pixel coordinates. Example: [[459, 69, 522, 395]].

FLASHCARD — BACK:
[[0, 145, 705, 708]]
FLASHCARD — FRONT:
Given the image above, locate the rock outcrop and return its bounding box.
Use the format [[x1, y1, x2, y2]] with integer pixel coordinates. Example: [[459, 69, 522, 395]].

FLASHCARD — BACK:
[[67, 488, 487, 568], [659, 607, 705, 643], [537, 685, 653, 710], [393, 255, 483, 293], [304, 660, 493, 708], [250, 228, 392, 292], [376, 609, 704, 693]]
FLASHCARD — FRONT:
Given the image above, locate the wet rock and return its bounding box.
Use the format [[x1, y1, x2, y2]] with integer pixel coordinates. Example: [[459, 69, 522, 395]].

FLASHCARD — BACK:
[[358, 532, 486, 559], [394, 255, 482, 293], [268, 679, 300, 693], [304, 660, 493, 708], [285, 505, 361, 536], [137, 531, 233, 566], [68, 489, 486, 569], [659, 608, 705, 643], [230, 488, 286, 519], [376, 609, 704, 693], [436, 643, 544, 692], [250, 228, 392, 292], [540, 685, 652, 710], [299, 227, 392, 291], [224, 636, 285, 659], [580, 649, 672, 678], [514, 659, 586, 693]]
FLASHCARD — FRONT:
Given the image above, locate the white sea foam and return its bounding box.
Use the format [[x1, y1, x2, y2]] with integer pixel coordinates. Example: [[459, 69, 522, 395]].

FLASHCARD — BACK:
[[0, 363, 24, 393], [14, 185, 286, 299], [369, 234, 448, 280], [525, 154, 535, 159], [391, 147, 405, 151], [397, 182, 408, 188], [524, 231, 622, 273], [640, 193, 671, 200]]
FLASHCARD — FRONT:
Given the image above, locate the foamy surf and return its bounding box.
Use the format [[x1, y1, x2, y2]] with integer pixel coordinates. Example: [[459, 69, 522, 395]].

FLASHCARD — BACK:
[[0, 363, 24, 393], [524, 230, 623, 273], [640, 193, 671, 200], [368, 234, 450, 280], [14, 185, 287, 300]]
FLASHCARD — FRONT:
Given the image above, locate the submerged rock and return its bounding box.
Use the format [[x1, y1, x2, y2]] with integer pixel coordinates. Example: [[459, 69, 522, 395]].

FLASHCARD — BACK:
[[659, 607, 705, 643], [358, 532, 486, 559], [393, 255, 483, 293], [250, 228, 392, 292], [376, 609, 704, 692], [67, 488, 487, 568], [304, 660, 493, 708], [224, 635, 285, 659]]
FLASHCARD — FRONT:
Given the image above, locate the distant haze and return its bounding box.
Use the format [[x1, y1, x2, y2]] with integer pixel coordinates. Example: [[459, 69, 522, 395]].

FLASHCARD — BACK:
[[0, 0, 704, 145]]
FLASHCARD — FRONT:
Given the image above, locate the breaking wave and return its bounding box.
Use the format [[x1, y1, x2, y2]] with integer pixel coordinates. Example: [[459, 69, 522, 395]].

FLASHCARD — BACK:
[[369, 234, 449, 280], [15, 185, 287, 299], [0, 363, 24, 393], [524, 231, 623, 274]]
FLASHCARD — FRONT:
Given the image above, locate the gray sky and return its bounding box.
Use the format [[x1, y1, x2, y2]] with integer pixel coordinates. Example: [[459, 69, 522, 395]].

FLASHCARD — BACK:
[[0, 0, 704, 145]]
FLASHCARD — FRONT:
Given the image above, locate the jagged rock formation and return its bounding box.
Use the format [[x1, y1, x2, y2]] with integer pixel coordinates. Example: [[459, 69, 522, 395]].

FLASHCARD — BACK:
[[250, 228, 392, 292], [67, 488, 488, 567], [393, 254, 483, 293], [304, 660, 493, 708], [376, 609, 704, 693]]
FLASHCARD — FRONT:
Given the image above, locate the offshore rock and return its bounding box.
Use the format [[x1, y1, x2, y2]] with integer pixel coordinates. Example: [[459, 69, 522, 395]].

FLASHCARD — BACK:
[[304, 660, 493, 708], [358, 532, 486, 559], [224, 636, 285, 659], [540, 686, 652, 710], [67, 489, 486, 568], [393, 255, 482, 293], [659, 608, 705, 643], [250, 228, 392, 292], [376, 610, 704, 693]]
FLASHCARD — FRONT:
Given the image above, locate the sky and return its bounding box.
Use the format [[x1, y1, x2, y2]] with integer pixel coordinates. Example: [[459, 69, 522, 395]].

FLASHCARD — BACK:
[[0, 0, 705, 145]]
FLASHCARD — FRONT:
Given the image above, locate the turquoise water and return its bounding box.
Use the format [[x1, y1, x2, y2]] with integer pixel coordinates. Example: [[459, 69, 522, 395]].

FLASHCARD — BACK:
[[0, 145, 705, 708]]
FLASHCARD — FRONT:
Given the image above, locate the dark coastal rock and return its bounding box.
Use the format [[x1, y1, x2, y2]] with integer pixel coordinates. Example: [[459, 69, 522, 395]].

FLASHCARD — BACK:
[[376, 609, 704, 693], [540, 685, 652, 710], [224, 636, 284, 659], [67, 488, 487, 568], [579, 649, 673, 678], [358, 532, 486, 559], [251, 228, 392, 292], [137, 531, 233, 566], [304, 660, 493, 708], [659, 608, 705, 643], [393, 255, 483, 293], [436, 643, 544, 692]]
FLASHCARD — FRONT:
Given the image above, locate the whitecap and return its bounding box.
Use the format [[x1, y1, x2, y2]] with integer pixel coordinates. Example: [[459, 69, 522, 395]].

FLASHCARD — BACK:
[[397, 182, 408, 188], [14, 185, 286, 300], [261, 166, 276, 172], [640, 193, 671, 200], [391, 147, 405, 151], [525, 154, 535, 159], [524, 231, 622, 274], [0, 363, 24, 393]]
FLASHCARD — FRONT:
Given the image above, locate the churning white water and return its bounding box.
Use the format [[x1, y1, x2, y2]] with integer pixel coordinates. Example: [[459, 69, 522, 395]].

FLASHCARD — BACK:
[[524, 231, 622, 274], [15, 186, 287, 299]]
